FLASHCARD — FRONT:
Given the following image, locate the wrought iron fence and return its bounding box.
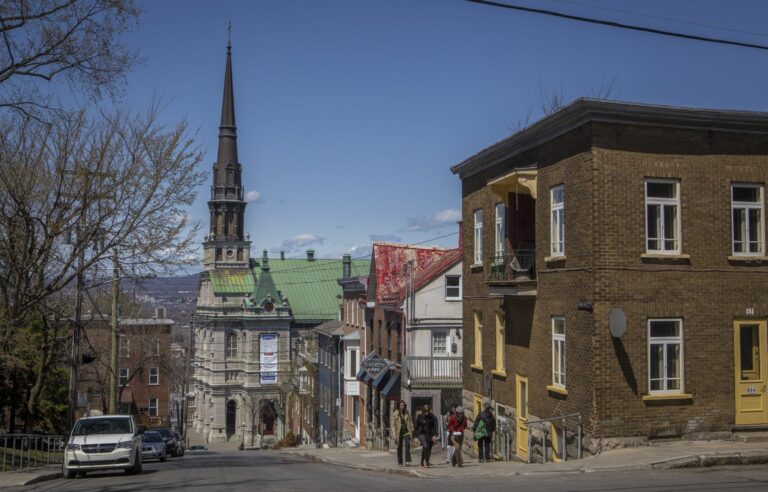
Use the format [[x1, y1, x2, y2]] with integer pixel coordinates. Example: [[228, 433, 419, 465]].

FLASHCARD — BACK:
[[487, 249, 537, 283], [1, 434, 66, 472], [524, 413, 582, 464]]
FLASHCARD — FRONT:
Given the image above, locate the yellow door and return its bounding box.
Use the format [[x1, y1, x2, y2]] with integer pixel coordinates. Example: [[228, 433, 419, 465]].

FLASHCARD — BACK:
[[516, 374, 528, 460], [734, 320, 768, 425]]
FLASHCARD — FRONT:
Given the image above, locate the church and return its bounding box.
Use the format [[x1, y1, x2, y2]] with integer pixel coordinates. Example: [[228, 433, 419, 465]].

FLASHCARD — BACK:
[[191, 40, 366, 444]]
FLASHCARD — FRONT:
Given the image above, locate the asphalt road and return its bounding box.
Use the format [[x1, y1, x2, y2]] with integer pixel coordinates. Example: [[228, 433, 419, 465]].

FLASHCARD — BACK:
[[11, 451, 768, 492]]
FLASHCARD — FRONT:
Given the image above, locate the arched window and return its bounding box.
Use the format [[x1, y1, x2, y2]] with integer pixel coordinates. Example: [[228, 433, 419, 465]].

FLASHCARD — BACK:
[[226, 332, 237, 358]]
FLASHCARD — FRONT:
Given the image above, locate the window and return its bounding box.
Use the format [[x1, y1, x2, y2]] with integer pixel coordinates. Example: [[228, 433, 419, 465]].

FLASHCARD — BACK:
[[119, 335, 130, 358], [732, 184, 764, 255], [648, 319, 683, 394], [431, 331, 448, 356], [445, 275, 461, 300], [552, 318, 566, 388], [119, 368, 129, 387], [225, 332, 237, 358], [551, 186, 565, 256], [645, 180, 681, 254], [495, 203, 506, 260], [119, 403, 132, 414], [347, 349, 358, 378], [151, 337, 160, 357], [473, 311, 483, 367], [148, 397, 159, 417], [473, 209, 483, 265], [495, 312, 505, 373], [148, 367, 159, 385]]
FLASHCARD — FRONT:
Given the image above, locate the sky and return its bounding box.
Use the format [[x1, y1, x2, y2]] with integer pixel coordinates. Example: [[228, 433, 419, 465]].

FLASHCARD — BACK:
[[116, 0, 768, 262]]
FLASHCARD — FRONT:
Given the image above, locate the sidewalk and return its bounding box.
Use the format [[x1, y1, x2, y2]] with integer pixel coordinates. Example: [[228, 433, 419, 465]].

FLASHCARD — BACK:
[[280, 439, 768, 479], [0, 465, 61, 488]]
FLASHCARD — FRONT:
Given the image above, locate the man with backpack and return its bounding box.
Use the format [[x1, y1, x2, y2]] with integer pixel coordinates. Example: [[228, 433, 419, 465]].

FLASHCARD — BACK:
[[473, 402, 496, 463]]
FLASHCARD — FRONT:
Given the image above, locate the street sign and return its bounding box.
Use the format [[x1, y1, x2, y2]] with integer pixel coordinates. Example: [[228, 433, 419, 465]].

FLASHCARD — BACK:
[[360, 352, 388, 379]]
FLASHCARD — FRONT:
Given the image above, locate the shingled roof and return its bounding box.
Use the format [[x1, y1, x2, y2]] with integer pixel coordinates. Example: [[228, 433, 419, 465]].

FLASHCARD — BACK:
[[370, 242, 461, 304]]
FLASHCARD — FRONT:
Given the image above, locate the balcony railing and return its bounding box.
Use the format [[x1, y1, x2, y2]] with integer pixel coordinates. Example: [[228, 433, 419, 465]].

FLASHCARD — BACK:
[[487, 249, 536, 283], [404, 356, 462, 388]]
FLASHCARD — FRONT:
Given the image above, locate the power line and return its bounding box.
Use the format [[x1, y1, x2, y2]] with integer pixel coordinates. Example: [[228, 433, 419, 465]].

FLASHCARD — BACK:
[[552, 0, 768, 39], [467, 0, 768, 52]]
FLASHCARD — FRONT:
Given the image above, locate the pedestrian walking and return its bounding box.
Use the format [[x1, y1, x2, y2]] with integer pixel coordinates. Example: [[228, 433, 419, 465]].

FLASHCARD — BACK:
[[444, 404, 456, 464], [473, 402, 496, 463], [447, 406, 467, 467], [391, 400, 414, 466], [414, 404, 437, 467]]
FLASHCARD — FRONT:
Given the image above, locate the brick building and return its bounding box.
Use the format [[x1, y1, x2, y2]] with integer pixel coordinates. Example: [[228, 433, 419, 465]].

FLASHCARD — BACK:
[[77, 317, 174, 428], [452, 99, 768, 462]]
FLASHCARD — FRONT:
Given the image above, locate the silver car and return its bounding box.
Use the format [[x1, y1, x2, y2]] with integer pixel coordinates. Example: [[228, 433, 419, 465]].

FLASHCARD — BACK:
[[140, 431, 167, 462]]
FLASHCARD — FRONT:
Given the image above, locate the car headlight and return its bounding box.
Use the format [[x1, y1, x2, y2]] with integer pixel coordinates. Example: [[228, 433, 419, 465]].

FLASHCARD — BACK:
[[66, 443, 80, 451], [116, 440, 134, 449]]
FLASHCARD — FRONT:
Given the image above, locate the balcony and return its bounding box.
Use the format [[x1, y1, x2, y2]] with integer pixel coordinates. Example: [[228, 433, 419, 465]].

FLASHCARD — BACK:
[[486, 249, 537, 296], [404, 356, 463, 389]]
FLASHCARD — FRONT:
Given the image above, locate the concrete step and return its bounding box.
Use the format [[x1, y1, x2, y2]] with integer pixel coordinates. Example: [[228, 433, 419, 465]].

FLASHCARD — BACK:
[[734, 431, 768, 443]]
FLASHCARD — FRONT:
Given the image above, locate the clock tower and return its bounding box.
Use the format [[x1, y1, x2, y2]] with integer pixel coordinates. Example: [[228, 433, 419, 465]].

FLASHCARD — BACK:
[[203, 39, 251, 270]]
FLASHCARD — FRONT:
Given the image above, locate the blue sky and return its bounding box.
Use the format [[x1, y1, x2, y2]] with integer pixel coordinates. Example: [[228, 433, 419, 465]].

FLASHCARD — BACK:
[[119, 0, 768, 261]]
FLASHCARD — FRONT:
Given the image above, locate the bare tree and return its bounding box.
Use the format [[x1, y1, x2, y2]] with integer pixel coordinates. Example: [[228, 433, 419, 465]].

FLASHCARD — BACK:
[[0, 0, 140, 119], [0, 105, 205, 429]]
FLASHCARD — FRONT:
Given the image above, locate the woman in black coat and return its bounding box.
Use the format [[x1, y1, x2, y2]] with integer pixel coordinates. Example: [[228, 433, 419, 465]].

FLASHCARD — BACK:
[[414, 404, 438, 467]]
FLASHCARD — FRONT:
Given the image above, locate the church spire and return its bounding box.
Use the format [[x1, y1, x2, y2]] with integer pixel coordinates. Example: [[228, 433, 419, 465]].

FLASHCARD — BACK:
[[215, 36, 238, 179]]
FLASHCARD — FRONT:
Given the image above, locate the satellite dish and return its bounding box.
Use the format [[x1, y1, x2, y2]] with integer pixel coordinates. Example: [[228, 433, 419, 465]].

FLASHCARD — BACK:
[[609, 308, 627, 338]]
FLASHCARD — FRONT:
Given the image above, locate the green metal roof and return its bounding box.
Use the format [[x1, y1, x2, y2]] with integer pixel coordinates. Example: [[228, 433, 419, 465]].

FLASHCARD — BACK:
[[209, 270, 256, 294], [252, 257, 368, 322]]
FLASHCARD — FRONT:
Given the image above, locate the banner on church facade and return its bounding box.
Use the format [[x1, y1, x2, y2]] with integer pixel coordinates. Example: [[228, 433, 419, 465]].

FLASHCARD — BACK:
[[260, 334, 278, 384]]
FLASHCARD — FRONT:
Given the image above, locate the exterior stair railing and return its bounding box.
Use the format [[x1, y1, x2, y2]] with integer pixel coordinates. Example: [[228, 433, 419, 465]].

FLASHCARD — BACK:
[[524, 412, 582, 464]]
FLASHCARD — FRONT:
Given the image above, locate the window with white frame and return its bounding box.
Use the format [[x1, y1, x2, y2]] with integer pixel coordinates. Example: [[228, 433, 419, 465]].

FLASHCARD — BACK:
[[473, 209, 483, 265], [225, 332, 237, 358], [495, 203, 506, 260], [445, 275, 461, 300], [151, 336, 160, 357], [732, 184, 764, 255], [432, 331, 448, 356], [551, 186, 565, 256], [346, 348, 359, 378], [648, 319, 683, 394], [119, 335, 130, 358], [645, 180, 681, 253], [119, 368, 129, 386], [148, 397, 159, 417], [552, 317, 566, 388], [148, 367, 159, 385]]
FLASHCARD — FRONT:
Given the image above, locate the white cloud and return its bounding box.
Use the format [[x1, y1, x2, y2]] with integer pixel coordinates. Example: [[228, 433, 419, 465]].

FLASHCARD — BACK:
[[401, 208, 461, 232], [244, 190, 262, 203], [270, 234, 325, 256], [348, 244, 372, 258]]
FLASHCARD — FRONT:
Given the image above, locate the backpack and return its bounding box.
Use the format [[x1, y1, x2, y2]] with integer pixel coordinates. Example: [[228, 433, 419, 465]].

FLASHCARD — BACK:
[[475, 418, 487, 439]]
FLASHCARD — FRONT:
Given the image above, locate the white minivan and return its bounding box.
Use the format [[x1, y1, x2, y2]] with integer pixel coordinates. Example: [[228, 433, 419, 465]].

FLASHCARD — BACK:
[[63, 414, 142, 478]]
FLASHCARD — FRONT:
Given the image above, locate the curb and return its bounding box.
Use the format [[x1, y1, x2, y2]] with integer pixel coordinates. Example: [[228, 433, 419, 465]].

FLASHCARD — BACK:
[[282, 450, 768, 478], [0, 470, 61, 488]]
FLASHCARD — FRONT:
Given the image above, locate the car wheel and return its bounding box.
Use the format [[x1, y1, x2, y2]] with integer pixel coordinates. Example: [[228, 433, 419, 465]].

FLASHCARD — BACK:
[[77, 471, 87, 478], [63, 468, 77, 479], [126, 451, 143, 475]]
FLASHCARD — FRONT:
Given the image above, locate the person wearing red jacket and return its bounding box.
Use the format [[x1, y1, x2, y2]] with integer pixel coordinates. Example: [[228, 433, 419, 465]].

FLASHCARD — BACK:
[[447, 406, 467, 467]]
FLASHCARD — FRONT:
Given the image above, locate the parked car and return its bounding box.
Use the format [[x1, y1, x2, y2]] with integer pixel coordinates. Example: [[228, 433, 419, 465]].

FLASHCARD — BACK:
[[140, 431, 166, 462], [172, 431, 185, 456], [149, 428, 178, 457], [63, 415, 142, 478], [188, 445, 208, 454]]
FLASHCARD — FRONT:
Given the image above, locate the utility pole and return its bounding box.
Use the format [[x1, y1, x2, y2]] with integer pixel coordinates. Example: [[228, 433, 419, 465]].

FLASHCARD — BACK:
[[66, 252, 85, 429], [109, 252, 120, 414]]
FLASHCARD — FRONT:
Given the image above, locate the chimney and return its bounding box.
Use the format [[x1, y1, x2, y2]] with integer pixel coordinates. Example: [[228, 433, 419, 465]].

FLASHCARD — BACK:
[[155, 306, 166, 319], [342, 254, 352, 278], [280, 251, 285, 260], [261, 249, 270, 271], [306, 249, 315, 261]]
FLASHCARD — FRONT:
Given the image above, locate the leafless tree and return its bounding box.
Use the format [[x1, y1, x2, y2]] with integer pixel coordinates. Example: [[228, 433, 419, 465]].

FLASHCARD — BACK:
[[0, 105, 205, 428], [0, 0, 140, 119]]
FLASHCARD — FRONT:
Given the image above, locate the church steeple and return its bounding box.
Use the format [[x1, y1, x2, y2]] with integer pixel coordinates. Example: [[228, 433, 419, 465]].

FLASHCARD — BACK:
[[204, 37, 250, 271]]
